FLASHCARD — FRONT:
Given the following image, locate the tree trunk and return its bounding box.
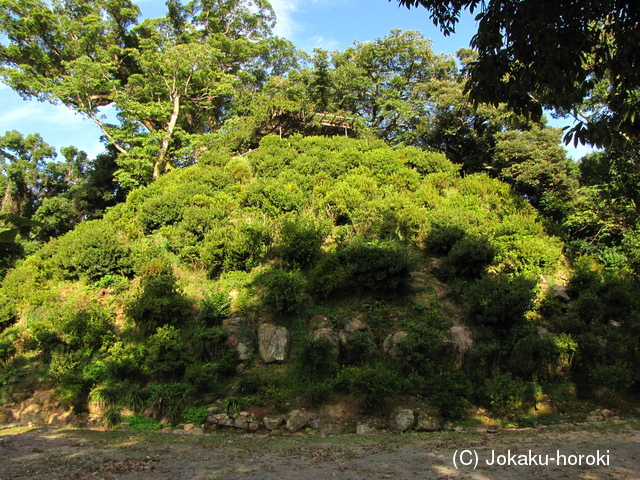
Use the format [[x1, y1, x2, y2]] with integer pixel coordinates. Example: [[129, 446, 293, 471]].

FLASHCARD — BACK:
[[154, 94, 181, 180]]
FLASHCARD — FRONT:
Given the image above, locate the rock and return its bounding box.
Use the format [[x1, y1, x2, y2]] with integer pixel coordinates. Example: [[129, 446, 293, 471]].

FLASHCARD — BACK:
[[258, 323, 290, 363], [33, 390, 54, 405], [552, 285, 570, 302], [215, 414, 234, 427], [393, 409, 416, 432], [345, 318, 369, 333], [383, 331, 408, 357], [416, 408, 443, 431], [311, 328, 340, 362], [206, 407, 217, 416], [587, 416, 602, 422], [309, 315, 332, 330], [249, 422, 260, 432], [309, 418, 323, 430], [47, 410, 73, 427], [172, 429, 188, 435], [320, 423, 346, 437], [184, 423, 195, 431], [447, 325, 473, 352], [286, 410, 310, 433], [356, 424, 376, 435], [190, 427, 204, 436], [223, 316, 255, 360], [206, 415, 218, 424], [263, 416, 283, 430], [234, 416, 250, 429]]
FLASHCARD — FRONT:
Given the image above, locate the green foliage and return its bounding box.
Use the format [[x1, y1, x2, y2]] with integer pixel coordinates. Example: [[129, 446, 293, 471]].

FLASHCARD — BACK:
[[483, 369, 527, 418], [125, 271, 192, 334], [467, 274, 537, 329], [144, 326, 188, 382], [54, 221, 134, 282], [197, 292, 231, 326], [183, 405, 208, 425], [340, 330, 376, 366], [426, 371, 473, 419], [310, 238, 410, 297], [146, 382, 194, 422], [221, 396, 253, 416], [275, 218, 326, 269], [443, 234, 496, 279], [338, 364, 403, 412], [257, 267, 304, 314], [395, 322, 446, 377], [121, 415, 164, 431], [298, 336, 339, 381]]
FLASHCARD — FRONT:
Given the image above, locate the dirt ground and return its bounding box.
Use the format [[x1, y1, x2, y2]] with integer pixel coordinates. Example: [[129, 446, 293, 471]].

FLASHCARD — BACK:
[[1, 420, 639, 480]]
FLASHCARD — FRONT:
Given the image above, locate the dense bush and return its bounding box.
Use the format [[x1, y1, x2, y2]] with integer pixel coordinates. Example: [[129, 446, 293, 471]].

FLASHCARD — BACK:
[[125, 271, 192, 334], [467, 273, 537, 330], [338, 364, 403, 412], [54, 221, 134, 282], [275, 218, 326, 268], [257, 267, 304, 314]]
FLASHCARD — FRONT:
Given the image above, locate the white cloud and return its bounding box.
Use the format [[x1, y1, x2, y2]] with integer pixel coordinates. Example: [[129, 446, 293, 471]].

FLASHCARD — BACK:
[[270, 0, 300, 39], [307, 35, 340, 51]]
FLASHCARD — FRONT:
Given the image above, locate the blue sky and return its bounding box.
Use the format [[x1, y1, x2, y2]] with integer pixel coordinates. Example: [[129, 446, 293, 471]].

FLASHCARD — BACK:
[[0, 0, 592, 160]]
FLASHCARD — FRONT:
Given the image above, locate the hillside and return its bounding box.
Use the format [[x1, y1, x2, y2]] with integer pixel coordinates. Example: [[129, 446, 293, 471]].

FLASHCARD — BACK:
[[1, 134, 607, 431]]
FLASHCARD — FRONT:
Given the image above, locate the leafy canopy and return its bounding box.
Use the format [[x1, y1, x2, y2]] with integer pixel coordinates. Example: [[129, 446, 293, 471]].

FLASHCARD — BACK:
[[396, 0, 640, 147]]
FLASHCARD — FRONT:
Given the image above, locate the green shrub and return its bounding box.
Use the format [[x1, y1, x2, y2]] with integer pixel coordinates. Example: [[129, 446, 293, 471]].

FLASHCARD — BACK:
[[183, 362, 222, 393], [444, 235, 496, 279], [424, 225, 466, 255], [589, 361, 635, 404], [144, 326, 188, 381], [467, 274, 537, 330], [483, 369, 527, 417], [338, 364, 403, 412], [139, 193, 184, 234], [125, 272, 192, 334], [183, 405, 208, 424], [59, 307, 115, 351], [54, 221, 133, 282], [310, 238, 410, 297], [308, 254, 349, 298], [340, 330, 375, 366], [258, 267, 304, 314], [275, 218, 326, 268], [121, 414, 164, 431], [298, 336, 338, 381], [197, 292, 230, 326], [426, 371, 473, 419], [340, 238, 410, 293], [146, 382, 194, 422], [395, 322, 446, 377], [94, 274, 129, 293]]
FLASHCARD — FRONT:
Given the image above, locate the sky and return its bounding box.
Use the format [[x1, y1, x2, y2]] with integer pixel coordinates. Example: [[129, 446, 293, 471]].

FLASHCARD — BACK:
[[0, 0, 593, 160]]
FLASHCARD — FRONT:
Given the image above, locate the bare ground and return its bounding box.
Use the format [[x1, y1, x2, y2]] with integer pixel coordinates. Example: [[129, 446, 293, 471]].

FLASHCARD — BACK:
[[1, 421, 639, 480]]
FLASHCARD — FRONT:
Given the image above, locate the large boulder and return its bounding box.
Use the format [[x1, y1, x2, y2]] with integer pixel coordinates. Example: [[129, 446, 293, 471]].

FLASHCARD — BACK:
[[258, 323, 290, 363], [416, 407, 444, 431], [383, 331, 408, 358], [263, 416, 284, 430], [393, 409, 416, 432], [311, 328, 340, 362], [286, 409, 310, 433], [223, 316, 255, 360]]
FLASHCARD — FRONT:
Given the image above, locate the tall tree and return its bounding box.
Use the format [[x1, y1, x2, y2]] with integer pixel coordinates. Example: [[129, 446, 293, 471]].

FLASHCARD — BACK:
[[0, 0, 276, 186], [395, 0, 640, 148]]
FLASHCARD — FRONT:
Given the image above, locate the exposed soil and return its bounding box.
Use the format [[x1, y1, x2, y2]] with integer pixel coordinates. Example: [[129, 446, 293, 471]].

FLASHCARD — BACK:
[[1, 420, 639, 479]]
